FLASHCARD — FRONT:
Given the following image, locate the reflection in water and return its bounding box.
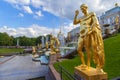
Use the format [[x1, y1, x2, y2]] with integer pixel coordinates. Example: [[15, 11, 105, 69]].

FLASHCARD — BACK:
[[40, 55, 49, 65]]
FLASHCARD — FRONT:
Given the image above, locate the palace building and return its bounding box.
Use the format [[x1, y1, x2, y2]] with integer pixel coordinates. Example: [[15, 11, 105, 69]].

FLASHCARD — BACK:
[[67, 26, 79, 42], [99, 3, 120, 35]]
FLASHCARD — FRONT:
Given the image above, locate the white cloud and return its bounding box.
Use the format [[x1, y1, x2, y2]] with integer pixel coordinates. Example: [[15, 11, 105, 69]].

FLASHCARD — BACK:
[[18, 13, 24, 17], [35, 11, 43, 17], [31, 0, 44, 8], [4, 0, 17, 4], [5, 0, 30, 5], [0, 24, 60, 37], [0, 26, 17, 36], [22, 6, 33, 14], [33, 11, 43, 19], [4, 0, 120, 19], [18, 0, 30, 5], [0, 22, 80, 37], [32, 0, 120, 19]]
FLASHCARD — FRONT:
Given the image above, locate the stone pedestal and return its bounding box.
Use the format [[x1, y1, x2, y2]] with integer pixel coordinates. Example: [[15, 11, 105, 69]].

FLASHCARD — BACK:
[[49, 53, 60, 64], [49, 54, 57, 64], [74, 66, 108, 80], [50, 51, 56, 55]]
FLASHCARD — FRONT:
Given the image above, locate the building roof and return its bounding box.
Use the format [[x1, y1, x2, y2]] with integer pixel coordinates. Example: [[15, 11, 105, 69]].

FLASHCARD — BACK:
[[105, 6, 120, 14], [100, 6, 120, 19], [69, 26, 80, 33]]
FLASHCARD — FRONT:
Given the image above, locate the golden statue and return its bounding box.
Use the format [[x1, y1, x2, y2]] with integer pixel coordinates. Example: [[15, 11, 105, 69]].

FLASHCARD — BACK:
[[32, 46, 39, 57], [116, 15, 119, 24], [50, 35, 56, 54], [50, 35, 60, 54], [115, 15, 119, 30], [37, 43, 42, 49], [73, 4, 105, 72], [46, 42, 49, 51], [32, 46, 36, 54], [54, 37, 60, 52]]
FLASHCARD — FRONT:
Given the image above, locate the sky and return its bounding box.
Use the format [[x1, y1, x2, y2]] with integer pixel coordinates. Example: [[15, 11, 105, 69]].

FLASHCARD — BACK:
[[0, 0, 120, 37]]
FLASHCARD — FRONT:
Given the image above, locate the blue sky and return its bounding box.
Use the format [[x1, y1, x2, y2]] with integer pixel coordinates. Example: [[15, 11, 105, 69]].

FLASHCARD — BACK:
[[0, 0, 119, 37], [0, 0, 69, 28]]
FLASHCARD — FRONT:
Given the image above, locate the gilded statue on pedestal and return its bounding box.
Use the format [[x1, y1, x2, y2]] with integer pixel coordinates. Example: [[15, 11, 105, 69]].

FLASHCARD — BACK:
[[32, 46, 36, 55], [50, 35, 60, 54], [32, 46, 39, 58], [54, 37, 60, 52], [46, 42, 49, 51], [50, 35, 56, 54], [73, 4, 105, 72]]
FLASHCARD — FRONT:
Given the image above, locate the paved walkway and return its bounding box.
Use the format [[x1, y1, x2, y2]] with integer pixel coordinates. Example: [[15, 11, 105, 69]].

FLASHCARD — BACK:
[[0, 56, 16, 64], [0, 55, 48, 80]]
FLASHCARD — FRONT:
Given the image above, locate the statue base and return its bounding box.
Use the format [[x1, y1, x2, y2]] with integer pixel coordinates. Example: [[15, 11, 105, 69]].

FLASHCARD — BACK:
[[74, 65, 108, 80], [49, 54, 58, 64], [55, 48, 60, 53], [50, 51, 56, 55], [33, 54, 39, 58]]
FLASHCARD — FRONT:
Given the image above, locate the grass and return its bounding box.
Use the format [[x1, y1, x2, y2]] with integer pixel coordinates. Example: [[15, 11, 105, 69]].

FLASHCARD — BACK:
[[0, 48, 23, 55], [54, 34, 120, 79]]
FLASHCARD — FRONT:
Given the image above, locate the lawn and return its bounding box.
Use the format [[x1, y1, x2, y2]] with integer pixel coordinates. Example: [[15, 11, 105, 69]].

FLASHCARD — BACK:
[[54, 34, 120, 79], [0, 48, 23, 55]]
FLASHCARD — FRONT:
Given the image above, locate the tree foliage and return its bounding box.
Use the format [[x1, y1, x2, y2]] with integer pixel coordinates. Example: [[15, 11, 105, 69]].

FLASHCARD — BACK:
[[0, 32, 47, 46], [0, 32, 13, 46]]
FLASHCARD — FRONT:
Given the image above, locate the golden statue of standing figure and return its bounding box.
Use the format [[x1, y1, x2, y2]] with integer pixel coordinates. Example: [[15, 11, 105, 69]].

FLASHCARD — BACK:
[[54, 37, 60, 52], [73, 4, 105, 72], [46, 42, 49, 51], [50, 35, 56, 54], [32, 46, 39, 58], [32, 46, 37, 54], [50, 35, 60, 54]]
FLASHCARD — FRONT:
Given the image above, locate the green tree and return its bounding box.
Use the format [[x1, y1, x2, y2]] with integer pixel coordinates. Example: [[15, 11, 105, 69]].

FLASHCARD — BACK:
[[0, 32, 13, 46], [18, 36, 36, 46], [36, 36, 42, 45]]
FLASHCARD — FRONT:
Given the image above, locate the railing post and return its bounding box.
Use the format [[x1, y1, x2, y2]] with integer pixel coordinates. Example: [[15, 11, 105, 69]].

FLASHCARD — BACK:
[[59, 64, 77, 80], [59, 64, 62, 80], [60, 65, 62, 80]]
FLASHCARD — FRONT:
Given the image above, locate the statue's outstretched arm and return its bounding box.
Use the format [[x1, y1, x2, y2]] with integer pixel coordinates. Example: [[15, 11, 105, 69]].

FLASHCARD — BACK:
[[73, 10, 81, 25], [73, 17, 81, 25]]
